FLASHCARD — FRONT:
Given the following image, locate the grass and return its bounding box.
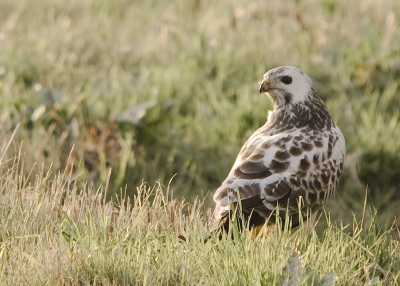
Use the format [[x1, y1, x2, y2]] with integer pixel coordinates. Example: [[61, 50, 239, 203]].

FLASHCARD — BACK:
[[0, 149, 399, 285], [1, 0, 400, 284]]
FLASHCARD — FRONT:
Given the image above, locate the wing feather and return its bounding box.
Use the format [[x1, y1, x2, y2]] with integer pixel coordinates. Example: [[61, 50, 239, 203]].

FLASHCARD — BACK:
[[213, 127, 345, 227]]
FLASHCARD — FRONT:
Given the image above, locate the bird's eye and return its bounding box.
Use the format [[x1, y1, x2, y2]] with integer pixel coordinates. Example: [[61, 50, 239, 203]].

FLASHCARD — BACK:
[[281, 76, 292, 85]]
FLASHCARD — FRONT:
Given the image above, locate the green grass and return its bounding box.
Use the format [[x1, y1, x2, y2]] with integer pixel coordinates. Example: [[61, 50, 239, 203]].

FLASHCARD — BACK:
[[0, 151, 399, 285], [1, 0, 400, 284], [1, 0, 400, 218]]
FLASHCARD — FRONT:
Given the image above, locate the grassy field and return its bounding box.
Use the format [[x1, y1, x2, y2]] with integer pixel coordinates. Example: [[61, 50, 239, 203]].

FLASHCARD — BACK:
[[0, 152, 399, 284], [1, 0, 400, 284]]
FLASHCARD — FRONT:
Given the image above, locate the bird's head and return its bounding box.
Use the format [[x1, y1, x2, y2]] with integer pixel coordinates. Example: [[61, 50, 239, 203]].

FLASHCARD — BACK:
[[259, 66, 313, 107]]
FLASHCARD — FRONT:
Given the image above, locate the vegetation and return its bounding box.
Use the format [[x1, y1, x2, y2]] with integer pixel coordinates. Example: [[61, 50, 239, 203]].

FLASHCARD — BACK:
[[1, 0, 400, 284], [0, 153, 399, 284]]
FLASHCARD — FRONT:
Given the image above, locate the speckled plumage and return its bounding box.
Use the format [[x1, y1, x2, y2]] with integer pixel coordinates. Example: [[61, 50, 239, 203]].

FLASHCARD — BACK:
[[213, 66, 345, 232]]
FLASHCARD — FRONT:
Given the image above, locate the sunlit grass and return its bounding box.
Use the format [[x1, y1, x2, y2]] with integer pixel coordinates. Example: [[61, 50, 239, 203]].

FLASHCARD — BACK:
[[0, 149, 399, 284], [1, 0, 400, 283], [1, 0, 400, 219]]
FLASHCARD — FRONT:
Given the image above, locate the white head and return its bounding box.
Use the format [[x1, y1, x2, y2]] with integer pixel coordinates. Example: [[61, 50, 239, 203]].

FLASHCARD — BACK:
[[259, 66, 314, 107]]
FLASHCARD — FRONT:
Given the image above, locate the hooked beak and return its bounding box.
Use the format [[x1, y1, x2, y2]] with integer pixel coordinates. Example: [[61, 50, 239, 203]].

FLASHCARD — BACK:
[[259, 79, 270, 94]]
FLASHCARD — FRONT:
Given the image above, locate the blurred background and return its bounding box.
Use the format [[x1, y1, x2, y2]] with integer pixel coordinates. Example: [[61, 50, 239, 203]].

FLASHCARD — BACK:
[[0, 0, 399, 228]]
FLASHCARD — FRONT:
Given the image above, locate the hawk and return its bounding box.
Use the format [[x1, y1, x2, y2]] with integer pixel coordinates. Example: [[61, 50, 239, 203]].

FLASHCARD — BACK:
[[213, 66, 345, 235]]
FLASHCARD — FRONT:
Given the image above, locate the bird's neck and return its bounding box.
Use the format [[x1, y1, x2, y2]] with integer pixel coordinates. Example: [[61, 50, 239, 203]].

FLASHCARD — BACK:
[[267, 98, 333, 131]]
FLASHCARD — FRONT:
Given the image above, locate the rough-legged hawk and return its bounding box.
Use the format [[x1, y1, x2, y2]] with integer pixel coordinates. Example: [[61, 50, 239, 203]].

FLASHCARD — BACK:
[[213, 66, 345, 235]]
